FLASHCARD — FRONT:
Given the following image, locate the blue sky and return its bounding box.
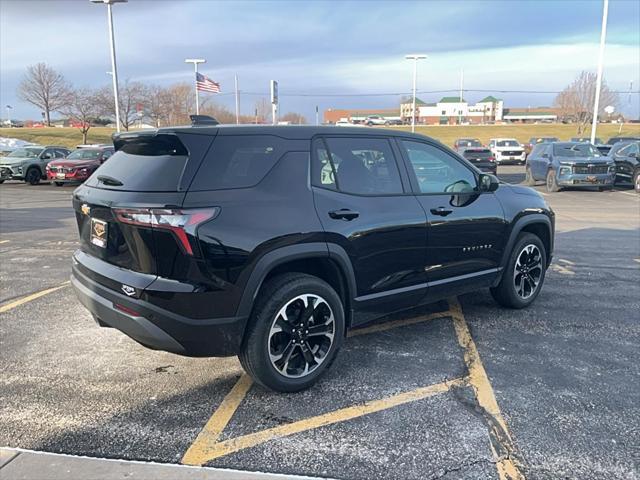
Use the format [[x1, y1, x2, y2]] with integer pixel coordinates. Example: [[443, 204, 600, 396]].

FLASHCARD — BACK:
[[1, 0, 639, 121]]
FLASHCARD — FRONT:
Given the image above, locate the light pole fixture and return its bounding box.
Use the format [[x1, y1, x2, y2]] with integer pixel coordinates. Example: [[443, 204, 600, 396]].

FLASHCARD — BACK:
[[590, 0, 609, 145], [185, 59, 206, 115], [91, 0, 127, 133], [405, 54, 427, 133]]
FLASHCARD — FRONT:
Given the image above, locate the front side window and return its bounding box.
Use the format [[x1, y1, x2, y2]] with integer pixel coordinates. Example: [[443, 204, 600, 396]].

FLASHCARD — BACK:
[[317, 137, 403, 195], [401, 140, 476, 194]]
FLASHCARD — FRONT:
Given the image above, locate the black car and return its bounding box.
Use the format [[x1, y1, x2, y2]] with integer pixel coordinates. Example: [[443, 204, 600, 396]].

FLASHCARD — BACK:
[[601, 136, 640, 156], [608, 140, 640, 192], [459, 147, 496, 174], [71, 120, 555, 392]]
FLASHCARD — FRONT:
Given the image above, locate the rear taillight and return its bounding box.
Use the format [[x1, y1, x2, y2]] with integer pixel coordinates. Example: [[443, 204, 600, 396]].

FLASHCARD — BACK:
[[488, 157, 495, 162], [113, 207, 219, 256]]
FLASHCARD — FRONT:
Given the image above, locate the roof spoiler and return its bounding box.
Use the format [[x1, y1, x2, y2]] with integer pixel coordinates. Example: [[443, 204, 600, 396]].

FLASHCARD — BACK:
[[190, 115, 219, 126]]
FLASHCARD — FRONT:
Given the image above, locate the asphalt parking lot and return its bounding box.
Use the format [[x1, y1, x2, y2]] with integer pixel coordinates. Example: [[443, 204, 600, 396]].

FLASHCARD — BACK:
[[1, 166, 639, 480]]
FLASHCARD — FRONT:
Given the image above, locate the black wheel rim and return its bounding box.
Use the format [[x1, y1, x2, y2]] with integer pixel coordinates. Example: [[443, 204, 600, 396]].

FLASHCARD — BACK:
[[27, 170, 39, 183], [513, 244, 543, 300], [268, 294, 335, 379]]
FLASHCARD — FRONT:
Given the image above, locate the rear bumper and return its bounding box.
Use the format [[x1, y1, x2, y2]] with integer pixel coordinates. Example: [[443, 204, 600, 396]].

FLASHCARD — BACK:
[[71, 264, 247, 357]]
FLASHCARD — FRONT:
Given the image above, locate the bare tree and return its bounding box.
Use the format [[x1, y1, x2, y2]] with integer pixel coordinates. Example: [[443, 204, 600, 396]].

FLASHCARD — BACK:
[[17, 63, 71, 126], [280, 112, 307, 124], [254, 98, 271, 123], [96, 80, 148, 131], [61, 88, 99, 144], [554, 71, 619, 134], [145, 85, 171, 127]]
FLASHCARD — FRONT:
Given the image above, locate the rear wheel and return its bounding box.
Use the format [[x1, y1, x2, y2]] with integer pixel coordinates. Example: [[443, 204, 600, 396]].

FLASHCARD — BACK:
[[0, 180, 4, 184], [634, 170, 640, 193], [239, 273, 345, 392], [491, 232, 547, 309], [546, 169, 560, 192], [25, 168, 41, 185], [524, 166, 535, 186]]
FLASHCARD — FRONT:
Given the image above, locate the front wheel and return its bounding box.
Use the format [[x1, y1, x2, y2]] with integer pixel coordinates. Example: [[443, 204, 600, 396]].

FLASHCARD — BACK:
[[54, 181, 64, 187], [524, 166, 535, 186], [634, 170, 640, 193], [546, 169, 560, 192], [491, 232, 547, 309], [25, 168, 41, 185], [239, 273, 345, 392]]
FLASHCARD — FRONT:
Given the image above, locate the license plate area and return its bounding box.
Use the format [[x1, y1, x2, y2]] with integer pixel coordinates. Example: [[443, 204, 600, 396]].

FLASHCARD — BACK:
[[56, 172, 66, 179], [90, 218, 108, 248], [586, 175, 597, 183]]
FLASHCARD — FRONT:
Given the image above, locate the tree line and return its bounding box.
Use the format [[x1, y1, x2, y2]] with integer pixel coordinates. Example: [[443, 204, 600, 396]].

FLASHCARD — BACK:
[[17, 63, 308, 143]]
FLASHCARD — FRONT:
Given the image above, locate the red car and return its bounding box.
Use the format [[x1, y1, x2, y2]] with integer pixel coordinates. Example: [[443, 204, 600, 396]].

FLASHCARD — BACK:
[[46, 146, 114, 186]]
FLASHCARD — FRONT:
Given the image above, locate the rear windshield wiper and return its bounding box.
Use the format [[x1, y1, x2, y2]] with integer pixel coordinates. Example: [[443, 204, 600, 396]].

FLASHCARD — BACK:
[[97, 175, 123, 187]]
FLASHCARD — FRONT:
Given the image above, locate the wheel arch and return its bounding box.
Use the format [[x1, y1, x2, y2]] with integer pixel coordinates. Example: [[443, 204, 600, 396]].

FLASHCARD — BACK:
[[498, 214, 554, 276], [236, 242, 357, 329]]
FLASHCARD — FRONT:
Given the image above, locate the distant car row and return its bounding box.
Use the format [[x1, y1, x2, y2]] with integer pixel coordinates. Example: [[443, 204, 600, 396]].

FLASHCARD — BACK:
[[0, 144, 114, 185]]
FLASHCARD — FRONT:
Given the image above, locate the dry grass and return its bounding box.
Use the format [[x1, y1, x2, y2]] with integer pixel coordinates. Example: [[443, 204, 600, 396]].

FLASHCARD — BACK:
[[1, 123, 639, 150]]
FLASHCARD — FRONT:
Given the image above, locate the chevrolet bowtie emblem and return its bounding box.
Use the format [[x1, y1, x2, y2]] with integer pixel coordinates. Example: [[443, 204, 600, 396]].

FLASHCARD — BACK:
[[81, 204, 90, 215]]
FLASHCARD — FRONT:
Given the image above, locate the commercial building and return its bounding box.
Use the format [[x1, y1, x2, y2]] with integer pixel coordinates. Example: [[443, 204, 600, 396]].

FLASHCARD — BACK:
[[323, 108, 401, 124], [401, 96, 504, 125]]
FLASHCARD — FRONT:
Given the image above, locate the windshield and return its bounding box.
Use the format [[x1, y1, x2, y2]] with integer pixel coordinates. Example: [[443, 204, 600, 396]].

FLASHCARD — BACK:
[[66, 149, 102, 160], [458, 139, 481, 147], [7, 147, 43, 158], [553, 143, 602, 158], [497, 140, 520, 147]]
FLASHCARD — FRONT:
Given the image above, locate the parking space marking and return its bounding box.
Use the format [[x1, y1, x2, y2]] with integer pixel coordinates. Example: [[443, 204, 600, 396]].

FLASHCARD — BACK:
[[182, 373, 254, 465], [182, 377, 463, 465], [348, 309, 450, 337], [0, 281, 70, 314], [449, 298, 524, 480], [0, 240, 10, 245]]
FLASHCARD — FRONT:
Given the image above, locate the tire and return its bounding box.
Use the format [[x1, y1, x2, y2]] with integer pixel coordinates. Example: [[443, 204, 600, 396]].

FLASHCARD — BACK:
[[491, 232, 547, 309], [25, 167, 41, 185], [634, 170, 640, 194], [54, 182, 64, 187], [598, 185, 613, 192], [0, 180, 4, 184], [524, 166, 535, 186], [546, 169, 560, 192], [239, 273, 345, 392]]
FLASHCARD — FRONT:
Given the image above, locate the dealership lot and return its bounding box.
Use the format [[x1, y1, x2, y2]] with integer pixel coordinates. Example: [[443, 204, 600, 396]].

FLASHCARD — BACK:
[[1, 167, 639, 480]]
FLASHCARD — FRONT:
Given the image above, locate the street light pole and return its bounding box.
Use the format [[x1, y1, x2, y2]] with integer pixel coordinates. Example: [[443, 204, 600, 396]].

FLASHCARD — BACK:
[[91, 0, 127, 133], [405, 54, 427, 133], [185, 59, 206, 115], [590, 0, 609, 145]]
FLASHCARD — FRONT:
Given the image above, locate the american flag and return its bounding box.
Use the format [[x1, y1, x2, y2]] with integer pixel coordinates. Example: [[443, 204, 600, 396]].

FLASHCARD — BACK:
[[196, 72, 221, 93]]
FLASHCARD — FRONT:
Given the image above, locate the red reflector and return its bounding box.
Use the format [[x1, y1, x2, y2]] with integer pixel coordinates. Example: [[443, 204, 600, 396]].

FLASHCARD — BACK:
[[114, 303, 141, 317]]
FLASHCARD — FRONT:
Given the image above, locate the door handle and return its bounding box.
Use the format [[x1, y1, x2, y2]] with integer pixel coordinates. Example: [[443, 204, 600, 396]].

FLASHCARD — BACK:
[[430, 206, 453, 217], [329, 209, 359, 221]]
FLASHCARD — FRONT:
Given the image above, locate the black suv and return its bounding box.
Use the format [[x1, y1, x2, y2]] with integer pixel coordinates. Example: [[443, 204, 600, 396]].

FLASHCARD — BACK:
[[71, 123, 554, 392]]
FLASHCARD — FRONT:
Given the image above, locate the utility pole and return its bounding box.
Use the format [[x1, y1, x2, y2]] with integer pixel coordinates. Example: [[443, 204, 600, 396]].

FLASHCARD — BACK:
[[315, 105, 319, 126], [185, 58, 206, 115], [234, 74, 240, 124], [459, 68, 464, 125], [590, 0, 609, 144], [405, 54, 427, 133]]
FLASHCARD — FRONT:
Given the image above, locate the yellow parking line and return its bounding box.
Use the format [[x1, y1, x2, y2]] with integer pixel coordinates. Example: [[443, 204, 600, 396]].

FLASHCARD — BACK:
[[181, 373, 253, 465], [0, 240, 9, 244], [0, 281, 71, 314], [182, 377, 463, 465], [448, 298, 524, 480], [348, 309, 451, 337]]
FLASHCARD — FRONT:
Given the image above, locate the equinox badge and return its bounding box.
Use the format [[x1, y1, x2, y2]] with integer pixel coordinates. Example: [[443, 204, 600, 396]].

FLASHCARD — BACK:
[[121, 284, 136, 297]]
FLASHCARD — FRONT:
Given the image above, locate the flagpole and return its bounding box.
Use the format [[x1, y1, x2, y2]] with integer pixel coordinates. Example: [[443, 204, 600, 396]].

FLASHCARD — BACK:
[[185, 58, 206, 116], [235, 74, 240, 124]]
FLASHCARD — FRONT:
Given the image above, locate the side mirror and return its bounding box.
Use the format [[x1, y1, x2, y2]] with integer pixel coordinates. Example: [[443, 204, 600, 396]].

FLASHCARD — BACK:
[[541, 153, 549, 159], [479, 173, 499, 192], [41, 153, 51, 160]]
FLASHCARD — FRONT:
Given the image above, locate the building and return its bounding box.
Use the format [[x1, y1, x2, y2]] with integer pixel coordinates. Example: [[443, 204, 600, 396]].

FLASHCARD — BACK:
[[323, 108, 401, 124], [401, 96, 504, 125], [502, 107, 558, 123]]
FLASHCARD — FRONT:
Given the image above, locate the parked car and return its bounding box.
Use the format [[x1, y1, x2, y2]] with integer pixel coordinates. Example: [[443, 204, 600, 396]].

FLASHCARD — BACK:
[[524, 137, 558, 157], [459, 147, 496, 174], [386, 119, 403, 126], [488, 138, 526, 165], [453, 138, 482, 152], [608, 140, 640, 192], [602, 136, 640, 156], [0, 145, 71, 184], [525, 141, 615, 192], [46, 146, 114, 186], [365, 115, 389, 126], [71, 122, 554, 392]]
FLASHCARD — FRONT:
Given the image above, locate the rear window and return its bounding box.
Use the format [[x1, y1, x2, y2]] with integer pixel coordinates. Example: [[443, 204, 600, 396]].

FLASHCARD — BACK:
[[190, 135, 284, 191], [84, 134, 189, 191], [497, 140, 520, 147]]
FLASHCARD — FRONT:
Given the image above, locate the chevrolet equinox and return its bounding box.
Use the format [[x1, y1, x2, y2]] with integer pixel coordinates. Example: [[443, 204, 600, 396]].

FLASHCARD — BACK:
[[71, 119, 554, 392]]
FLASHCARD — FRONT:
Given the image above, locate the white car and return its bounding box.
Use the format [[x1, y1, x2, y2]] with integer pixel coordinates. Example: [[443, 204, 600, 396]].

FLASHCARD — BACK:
[[365, 115, 389, 126], [335, 120, 354, 127], [488, 138, 526, 165]]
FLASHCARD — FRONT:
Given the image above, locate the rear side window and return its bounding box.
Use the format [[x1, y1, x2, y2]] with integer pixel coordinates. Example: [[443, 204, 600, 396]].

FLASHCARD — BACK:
[[85, 134, 189, 192], [190, 135, 284, 191], [313, 137, 403, 195]]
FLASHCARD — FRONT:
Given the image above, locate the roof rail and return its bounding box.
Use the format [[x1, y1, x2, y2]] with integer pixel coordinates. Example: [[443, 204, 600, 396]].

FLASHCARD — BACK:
[[190, 115, 219, 126]]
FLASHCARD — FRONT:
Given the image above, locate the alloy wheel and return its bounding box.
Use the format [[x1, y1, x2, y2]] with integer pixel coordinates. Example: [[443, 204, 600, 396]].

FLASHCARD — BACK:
[[267, 293, 335, 378], [513, 244, 543, 300]]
